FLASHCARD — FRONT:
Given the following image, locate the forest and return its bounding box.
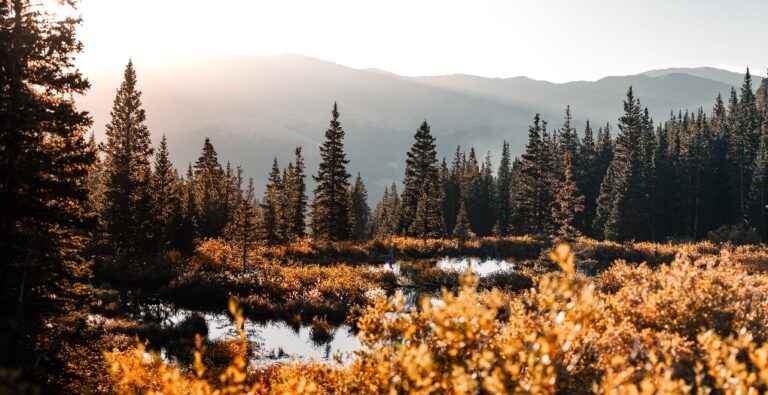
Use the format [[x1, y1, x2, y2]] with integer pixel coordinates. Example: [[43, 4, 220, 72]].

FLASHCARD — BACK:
[[5, 1, 768, 394]]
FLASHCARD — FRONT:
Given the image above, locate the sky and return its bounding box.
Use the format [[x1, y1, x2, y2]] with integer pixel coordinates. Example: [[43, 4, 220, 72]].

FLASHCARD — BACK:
[[65, 0, 767, 82]]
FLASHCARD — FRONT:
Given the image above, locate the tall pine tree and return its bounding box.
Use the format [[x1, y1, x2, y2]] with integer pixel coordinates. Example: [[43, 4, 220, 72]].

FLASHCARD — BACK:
[[0, 0, 105, 390], [101, 60, 155, 262], [399, 120, 442, 236], [311, 103, 352, 241]]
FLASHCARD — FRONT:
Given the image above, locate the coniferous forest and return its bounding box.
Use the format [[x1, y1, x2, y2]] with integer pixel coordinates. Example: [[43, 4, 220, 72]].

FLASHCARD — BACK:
[[7, 1, 768, 394]]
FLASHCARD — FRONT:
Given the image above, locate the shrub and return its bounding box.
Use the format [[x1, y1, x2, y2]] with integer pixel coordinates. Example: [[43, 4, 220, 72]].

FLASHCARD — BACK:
[[708, 224, 761, 246]]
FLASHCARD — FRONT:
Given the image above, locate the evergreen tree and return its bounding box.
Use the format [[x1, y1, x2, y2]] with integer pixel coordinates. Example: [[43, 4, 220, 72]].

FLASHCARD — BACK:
[[443, 146, 464, 234], [511, 114, 555, 237], [748, 136, 768, 240], [222, 161, 242, 227], [453, 201, 474, 245], [101, 60, 155, 262], [311, 103, 352, 241], [178, 164, 198, 253], [558, 106, 580, 165], [285, 147, 307, 239], [730, 70, 762, 225], [349, 173, 371, 240], [475, 151, 496, 236], [495, 141, 512, 235], [374, 183, 401, 239], [260, 158, 284, 245], [461, 148, 483, 234], [574, 121, 597, 235], [411, 174, 446, 238], [193, 137, 226, 238], [224, 178, 259, 271], [552, 153, 585, 242], [594, 87, 652, 241], [399, 120, 441, 236], [150, 135, 184, 251], [0, 0, 105, 390], [709, 92, 733, 231]]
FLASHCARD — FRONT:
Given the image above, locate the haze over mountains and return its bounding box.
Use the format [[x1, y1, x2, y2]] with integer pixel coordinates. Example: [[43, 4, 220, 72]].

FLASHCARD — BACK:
[[78, 54, 763, 196]]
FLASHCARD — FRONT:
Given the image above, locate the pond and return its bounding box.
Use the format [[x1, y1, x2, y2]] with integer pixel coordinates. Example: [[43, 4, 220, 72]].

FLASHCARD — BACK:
[[163, 307, 361, 365], [118, 256, 520, 365], [381, 256, 516, 278]]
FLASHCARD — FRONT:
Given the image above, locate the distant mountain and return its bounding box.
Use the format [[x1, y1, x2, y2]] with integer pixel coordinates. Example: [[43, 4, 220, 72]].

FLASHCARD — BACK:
[[642, 67, 763, 89], [76, 55, 764, 198]]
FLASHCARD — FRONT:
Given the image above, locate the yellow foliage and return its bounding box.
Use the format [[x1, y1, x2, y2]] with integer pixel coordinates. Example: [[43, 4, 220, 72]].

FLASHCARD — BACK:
[[108, 244, 768, 394]]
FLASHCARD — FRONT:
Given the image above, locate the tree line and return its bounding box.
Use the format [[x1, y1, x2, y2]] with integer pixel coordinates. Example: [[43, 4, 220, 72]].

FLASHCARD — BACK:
[[89, 61, 768, 270]]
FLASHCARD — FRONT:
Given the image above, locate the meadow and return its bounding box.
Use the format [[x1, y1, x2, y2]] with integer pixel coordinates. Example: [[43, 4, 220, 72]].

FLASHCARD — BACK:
[[87, 237, 768, 394]]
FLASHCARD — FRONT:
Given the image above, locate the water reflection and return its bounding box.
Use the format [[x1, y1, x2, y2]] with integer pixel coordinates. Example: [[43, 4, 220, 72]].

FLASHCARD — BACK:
[[165, 308, 360, 364]]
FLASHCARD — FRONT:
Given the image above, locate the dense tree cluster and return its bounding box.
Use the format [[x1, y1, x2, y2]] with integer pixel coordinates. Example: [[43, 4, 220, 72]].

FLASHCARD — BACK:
[[365, 72, 768, 242]]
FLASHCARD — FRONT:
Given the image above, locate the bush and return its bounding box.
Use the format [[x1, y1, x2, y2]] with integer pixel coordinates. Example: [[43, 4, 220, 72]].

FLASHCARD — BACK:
[[707, 224, 761, 246]]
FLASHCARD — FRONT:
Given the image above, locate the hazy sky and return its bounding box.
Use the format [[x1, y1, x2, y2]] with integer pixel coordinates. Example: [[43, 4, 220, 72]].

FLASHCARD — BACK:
[[68, 0, 767, 82]]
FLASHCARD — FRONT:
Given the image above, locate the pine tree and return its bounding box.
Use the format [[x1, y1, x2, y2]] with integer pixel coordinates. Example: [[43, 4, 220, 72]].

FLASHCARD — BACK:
[[709, 92, 733, 231], [594, 87, 652, 241], [285, 146, 308, 239], [224, 178, 259, 271], [748, 135, 768, 240], [443, 146, 464, 234], [193, 137, 226, 238], [222, 161, 242, 227], [349, 173, 371, 240], [552, 153, 585, 242], [399, 120, 441, 236], [730, 70, 762, 225], [178, 164, 198, 253], [574, 121, 597, 235], [411, 173, 446, 238], [511, 114, 555, 237], [101, 59, 155, 262], [475, 151, 496, 236], [461, 148, 483, 234], [453, 201, 474, 245], [374, 183, 401, 239], [558, 106, 580, 165], [150, 134, 183, 251], [495, 141, 512, 235], [0, 0, 105, 390], [261, 157, 284, 245], [311, 103, 352, 241]]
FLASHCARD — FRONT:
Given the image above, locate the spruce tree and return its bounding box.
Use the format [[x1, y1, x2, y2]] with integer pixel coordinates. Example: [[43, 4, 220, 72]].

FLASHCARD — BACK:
[[495, 141, 512, 235], [224, 178, 259, 271], [261, 157, 284, 245], [179, 164, 198, 253], [349, 173, 371, 240], [730, 70, 762, 225], [0, 0, 105, 390], [399, 120, 441, 236], [285, 147, 308, 239], [558, 106, 580, 165], [461, 148, 483, 234], [311, 103, 352, 241], [443, 146, 464, 234], [574, 121, 597, 235], [453, 201, 474, 245], [475, 151, 496, 236], [101, 60, 155, 262], [511, 114, 555, 237], [193, 137, 226, 238], [150, 134, 184, 251], [748, 136, 768, 240], [552, 153, 585, 242], [594, 87, 652, 241]]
